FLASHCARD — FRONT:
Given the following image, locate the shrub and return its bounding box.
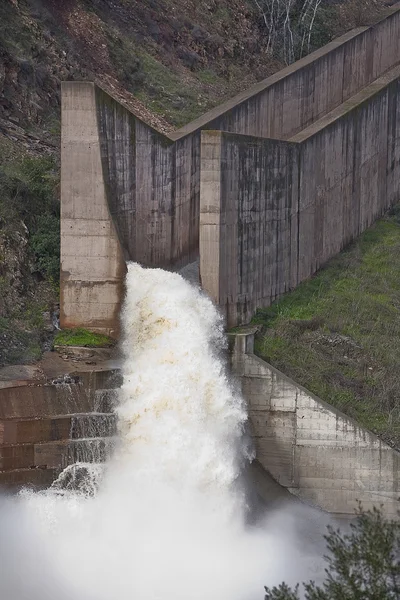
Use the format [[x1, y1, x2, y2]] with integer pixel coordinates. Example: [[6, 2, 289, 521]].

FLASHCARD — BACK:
[[265, 504, 400, 599], [0, 154, 60, 284], [30, 213, 60, 282]]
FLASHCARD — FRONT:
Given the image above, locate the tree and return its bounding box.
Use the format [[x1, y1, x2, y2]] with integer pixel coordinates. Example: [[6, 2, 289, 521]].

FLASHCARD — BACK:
[[264, 504, 400, 599], [253, 0, 323, 64]]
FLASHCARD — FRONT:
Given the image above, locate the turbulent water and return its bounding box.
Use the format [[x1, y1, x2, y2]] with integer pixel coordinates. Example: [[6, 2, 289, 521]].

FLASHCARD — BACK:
[[0, 263, 327, 600]]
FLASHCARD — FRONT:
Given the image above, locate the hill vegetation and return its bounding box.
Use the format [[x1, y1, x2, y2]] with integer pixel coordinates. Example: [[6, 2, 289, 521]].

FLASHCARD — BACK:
[[254, 206, 400, 450]]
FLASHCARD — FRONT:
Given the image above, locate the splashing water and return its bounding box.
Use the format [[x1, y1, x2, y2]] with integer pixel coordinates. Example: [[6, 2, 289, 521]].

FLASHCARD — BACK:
[[0, 263, 327, 600]]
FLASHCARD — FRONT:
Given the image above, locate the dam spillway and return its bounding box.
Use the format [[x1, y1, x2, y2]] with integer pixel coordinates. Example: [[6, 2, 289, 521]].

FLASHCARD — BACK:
[[0, 263, 334, 599], [60, 6, 400, 334]]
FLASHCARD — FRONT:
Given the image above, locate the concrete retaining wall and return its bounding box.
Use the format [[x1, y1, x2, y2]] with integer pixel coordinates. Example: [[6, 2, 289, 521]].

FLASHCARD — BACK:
[[230, 329, 400, 518], [200, 131, 299, 326], [61, 6, 400, 333], [201, 65, 400, 326]]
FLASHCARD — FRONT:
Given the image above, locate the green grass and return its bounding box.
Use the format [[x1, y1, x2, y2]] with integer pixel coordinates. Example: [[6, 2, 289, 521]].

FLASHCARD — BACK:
[[54, 328, 114, 348], [253, 208, 400, 450]]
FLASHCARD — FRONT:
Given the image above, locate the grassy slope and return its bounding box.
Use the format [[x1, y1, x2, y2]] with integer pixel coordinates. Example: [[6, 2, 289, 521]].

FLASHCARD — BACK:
[[253, 207, 400, 450]]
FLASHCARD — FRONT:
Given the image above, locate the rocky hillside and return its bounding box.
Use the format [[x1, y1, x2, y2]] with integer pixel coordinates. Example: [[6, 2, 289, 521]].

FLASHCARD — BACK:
[[0, 0, 388, 365]]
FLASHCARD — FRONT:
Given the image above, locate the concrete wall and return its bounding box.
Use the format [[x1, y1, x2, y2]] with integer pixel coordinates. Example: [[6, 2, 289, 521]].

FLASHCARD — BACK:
[[95, 87, 200, 268], [61, 6, 400, 332], [200, 131, 299, 326], [61, 82, 126, 336], [292, 65, 400, 282], [201, 65, 400, 326], [230, 330, 400, 518], [172, 5, 400, 141]]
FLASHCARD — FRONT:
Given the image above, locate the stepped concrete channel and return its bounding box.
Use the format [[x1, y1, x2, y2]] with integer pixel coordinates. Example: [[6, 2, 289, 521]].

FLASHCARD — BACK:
[[0, 339, 398, 518], [0, 364, 120, 491]]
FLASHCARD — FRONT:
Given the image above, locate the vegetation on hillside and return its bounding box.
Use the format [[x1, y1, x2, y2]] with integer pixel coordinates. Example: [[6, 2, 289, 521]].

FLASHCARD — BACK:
[[264, 504, 400, 599], [254, 207, 400, 450], [1, 154, 60, 281], [0, 137, 59, 365], [254, 0, 385, 65]]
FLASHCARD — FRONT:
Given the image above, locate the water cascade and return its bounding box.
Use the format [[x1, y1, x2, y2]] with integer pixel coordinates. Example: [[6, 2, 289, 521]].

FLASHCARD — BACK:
[[0, 263, 326, 600]]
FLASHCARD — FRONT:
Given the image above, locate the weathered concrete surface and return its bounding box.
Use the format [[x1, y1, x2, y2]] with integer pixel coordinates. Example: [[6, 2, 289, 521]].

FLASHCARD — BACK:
[[230, 330, 400, 518], [0, 368, 119, 491], [0, 467, 58, 491], [61, 82, 126, 337], [200, 131, 299, 326], [201, 64, 400, 326], [172, 4, 400, 141], [61, 6, 400, 332], [95, 86, 200, 269]]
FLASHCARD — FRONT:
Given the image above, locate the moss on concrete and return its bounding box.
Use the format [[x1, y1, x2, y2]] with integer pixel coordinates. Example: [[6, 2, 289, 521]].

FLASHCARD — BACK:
[[54, 328, 114, 348], [253, 207, 400, 449]]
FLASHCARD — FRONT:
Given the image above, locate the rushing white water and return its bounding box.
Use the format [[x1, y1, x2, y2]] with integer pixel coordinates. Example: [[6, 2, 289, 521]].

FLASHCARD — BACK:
[[0, 263, 327, 600]]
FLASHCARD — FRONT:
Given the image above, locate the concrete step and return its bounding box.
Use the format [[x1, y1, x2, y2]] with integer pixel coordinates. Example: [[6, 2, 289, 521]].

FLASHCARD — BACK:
[[0, 413, 116, 445], [0, 437, 115, 471], [34, 437, 115, 469], [0, 416, 72, 444], [71, 412, 117, 438], [0, 467, 59, 491], [71, 369, 123, 392], [0, 383, 91, 419], [0, 369, 122, 420], [93, 389, 119, 412]]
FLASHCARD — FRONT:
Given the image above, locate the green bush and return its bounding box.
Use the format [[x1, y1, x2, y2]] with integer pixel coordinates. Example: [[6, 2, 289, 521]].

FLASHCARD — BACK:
[[5, 155, 58, 221], [264, 504, 400, 599], [0, 154, 60, 284]]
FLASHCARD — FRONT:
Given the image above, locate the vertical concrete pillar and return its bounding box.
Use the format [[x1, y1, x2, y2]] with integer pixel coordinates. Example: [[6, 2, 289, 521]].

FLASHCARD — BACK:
[[199, 131, 222, 305], [60, 82, 126, 337]]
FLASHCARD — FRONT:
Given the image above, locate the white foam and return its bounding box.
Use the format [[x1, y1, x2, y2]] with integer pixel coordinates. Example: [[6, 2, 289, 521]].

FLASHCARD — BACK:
[[0, 263, 326, 600]]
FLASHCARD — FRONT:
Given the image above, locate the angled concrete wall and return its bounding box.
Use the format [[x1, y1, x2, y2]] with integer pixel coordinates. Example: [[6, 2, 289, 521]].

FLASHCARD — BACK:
[[230, 330, 399, 518], [95, 87, 200, 268], [61, 6, 400, 333], [172, 5, 400, 141], [201, 65, 400, 326], [200, 131, 299, 325]]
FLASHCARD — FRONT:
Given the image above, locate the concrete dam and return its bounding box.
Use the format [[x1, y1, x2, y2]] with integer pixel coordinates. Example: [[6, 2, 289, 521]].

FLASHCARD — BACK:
[[0, 5, 399, 525], [58, 4, 400, 515], [61, 5, 400, 334]]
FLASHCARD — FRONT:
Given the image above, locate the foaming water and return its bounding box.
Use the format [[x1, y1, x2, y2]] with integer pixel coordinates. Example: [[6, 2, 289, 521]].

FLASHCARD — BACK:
[[0, 263, 328, 600]]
